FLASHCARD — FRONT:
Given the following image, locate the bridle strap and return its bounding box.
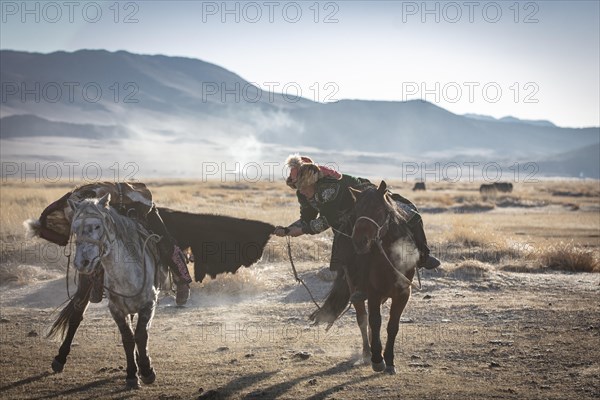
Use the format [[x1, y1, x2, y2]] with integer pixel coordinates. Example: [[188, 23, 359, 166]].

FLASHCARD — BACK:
[[352, 212, 419, 290], [353, 214, 390, 242], [70, 205, 116, 278], [71, 205, 116, 246]]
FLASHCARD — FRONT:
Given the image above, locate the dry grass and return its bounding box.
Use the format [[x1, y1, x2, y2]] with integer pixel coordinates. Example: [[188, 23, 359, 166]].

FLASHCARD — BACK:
[[432, 218, 525, 264], [441, 220, 499, 247], [1, 178, 598, 287], [534, 243, 600, 273], [441, 260, 494, 280], [514, 179, 600, 206]]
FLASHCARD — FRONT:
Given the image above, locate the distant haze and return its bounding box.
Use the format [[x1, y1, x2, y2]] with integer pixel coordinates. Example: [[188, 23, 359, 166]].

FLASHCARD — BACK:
[[1, 50, 598, 180]]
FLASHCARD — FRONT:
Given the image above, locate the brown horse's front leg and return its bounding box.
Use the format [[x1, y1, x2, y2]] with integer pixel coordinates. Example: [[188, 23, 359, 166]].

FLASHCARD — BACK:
[[352, 300, 370, 364], [384, 289, 411, 374], [367, 294, 385, 372]]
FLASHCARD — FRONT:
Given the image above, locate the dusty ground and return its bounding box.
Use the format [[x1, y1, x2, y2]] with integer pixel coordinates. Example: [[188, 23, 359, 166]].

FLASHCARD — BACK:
[[1, 179, 599, 399], [0, 262, 599, 400]]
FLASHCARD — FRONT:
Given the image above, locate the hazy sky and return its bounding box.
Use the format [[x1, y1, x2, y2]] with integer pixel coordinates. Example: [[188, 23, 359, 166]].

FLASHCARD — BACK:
[[1, 0, 599, 127]]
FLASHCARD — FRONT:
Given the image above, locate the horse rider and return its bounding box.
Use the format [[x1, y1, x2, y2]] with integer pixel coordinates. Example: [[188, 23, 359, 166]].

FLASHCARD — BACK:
[[36, 182, 192, 306], [273, 155, 440, 301]]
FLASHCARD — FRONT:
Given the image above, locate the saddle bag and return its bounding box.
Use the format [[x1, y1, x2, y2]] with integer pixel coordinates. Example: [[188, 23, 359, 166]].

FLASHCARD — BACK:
[[33, 182, 154, 246]]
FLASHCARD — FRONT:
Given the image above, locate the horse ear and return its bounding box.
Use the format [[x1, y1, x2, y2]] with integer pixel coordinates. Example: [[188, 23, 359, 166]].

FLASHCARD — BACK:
[[348, 187, 362, 203], [377, 181, 387, 195], [98, 193, 111, 208], [348, 187, 362, 202]]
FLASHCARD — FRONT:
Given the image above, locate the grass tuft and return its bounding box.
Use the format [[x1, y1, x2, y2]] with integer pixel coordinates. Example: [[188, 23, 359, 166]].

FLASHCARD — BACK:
[[535, 243, 599, 273]]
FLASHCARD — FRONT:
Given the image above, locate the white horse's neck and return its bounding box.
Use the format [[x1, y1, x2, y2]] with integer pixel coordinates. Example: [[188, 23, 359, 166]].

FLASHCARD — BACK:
[[99, 213, 157, 306]]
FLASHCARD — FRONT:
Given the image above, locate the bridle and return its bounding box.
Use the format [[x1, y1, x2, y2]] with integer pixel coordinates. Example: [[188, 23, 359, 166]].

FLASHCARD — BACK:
[[352, 207, 420, 290], [352, 214, 391, 245], [70, 205, 116, 274]]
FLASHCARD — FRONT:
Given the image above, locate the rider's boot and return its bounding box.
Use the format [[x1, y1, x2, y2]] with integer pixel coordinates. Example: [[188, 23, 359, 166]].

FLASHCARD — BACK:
[[147, 206, 193, 305], [410, 217, 441, 270], [171, 245, 192, 306]]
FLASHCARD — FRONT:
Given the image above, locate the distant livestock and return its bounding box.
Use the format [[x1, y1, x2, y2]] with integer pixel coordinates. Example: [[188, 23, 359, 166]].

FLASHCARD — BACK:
[[412, 182, 426, 191], [480, 182, 514, 198], [493, 182, 513, 193], [479, 183, 497, 197]]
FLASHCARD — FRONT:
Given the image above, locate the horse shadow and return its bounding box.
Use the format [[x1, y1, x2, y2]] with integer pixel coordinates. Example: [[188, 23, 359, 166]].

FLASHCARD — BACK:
[[0, 372, 127, 399], [35, 376, 129, 399], [217, 371, 279, 396], [220, 360, 379, 399], [0, 371, 52, 393]]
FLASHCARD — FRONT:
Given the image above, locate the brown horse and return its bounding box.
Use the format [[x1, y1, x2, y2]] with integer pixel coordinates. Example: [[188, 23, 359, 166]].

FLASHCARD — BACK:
[[349, 181, 420, 374]]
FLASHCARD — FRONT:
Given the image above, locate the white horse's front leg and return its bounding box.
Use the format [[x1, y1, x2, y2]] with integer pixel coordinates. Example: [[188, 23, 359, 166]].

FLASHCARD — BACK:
[[109, 304, 139, 389], [135, 301, 157, 385]]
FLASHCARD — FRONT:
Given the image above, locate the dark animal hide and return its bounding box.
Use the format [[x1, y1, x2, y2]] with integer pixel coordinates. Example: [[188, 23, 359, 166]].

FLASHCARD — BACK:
[[158, 208, 275, 282]]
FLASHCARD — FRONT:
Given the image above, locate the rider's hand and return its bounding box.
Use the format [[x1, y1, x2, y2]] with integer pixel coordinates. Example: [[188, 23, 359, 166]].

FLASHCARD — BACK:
[[287, 226, 304, 237], [274, 226, 288, 237]]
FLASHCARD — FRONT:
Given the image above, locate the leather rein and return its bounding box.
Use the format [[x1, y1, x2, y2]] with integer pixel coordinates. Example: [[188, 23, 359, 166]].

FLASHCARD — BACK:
[[353, 213, 421, 290]]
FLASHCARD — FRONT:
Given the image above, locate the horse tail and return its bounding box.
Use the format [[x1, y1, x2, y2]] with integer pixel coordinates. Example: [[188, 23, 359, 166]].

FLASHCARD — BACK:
[[47, 289, 90, 340], [309, 270, 350, 325]]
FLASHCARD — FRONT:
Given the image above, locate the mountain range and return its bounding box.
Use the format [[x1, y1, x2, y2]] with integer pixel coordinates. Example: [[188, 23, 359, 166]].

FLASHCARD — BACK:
[[1, 49, 598, 178]]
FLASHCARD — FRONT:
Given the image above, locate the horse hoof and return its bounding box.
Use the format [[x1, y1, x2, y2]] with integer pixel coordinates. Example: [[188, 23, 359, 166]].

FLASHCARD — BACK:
[[141, 369, 156, 384], [51, 358, 64, 373], [385, 365, 397, 375], [372, 360, 386, 372], [362, 352, 371, 365], [126, 378, 140, 390]]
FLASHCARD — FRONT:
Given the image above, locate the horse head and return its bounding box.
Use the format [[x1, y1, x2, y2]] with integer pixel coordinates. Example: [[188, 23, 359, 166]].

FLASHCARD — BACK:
[[68, 193, 114, 275], [350, 181, 391, 255]]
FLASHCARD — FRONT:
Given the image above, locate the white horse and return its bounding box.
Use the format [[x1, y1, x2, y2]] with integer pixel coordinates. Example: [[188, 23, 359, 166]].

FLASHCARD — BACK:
[[68, 193, 164, 389]]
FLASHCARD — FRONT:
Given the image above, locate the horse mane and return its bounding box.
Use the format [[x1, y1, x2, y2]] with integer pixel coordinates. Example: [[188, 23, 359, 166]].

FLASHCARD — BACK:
[[382, 191, 413, 242], [356, 187, 412, 243]]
